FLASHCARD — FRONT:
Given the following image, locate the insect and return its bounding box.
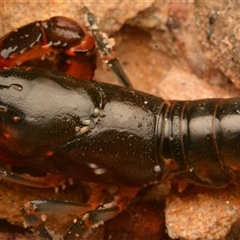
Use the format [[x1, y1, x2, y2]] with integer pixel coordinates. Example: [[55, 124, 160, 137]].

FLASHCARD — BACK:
[[0, 6, 240, 240]]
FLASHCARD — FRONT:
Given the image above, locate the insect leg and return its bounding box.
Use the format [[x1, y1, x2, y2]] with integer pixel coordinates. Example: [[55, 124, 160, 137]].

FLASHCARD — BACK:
[[64, 187, 139, 240], [21, 200, 95, 239], [0, 167, 61, 188], [84, 6, 133, 88], [21, 185, 110, 239]]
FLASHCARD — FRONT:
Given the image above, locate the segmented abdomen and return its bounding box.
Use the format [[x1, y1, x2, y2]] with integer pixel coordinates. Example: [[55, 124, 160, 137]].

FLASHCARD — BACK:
[[158, 98, 240, 187]]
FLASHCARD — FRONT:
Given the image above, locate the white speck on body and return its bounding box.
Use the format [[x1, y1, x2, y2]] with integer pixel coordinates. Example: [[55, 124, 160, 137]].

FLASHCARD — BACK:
[[87, 163, 98, 169], [94, 168, 107, 175], [154, 165, 161, 172]]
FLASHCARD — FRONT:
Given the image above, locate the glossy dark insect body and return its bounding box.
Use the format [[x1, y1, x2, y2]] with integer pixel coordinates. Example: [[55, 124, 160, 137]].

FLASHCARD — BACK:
[[1, 67, 240, 188], [1, 7, 240, 240], [0, 67, 161, 186]]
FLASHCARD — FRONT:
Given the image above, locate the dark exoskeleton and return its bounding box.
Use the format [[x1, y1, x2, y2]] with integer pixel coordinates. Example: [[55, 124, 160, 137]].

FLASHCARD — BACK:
[[0, 6, 240, 240], [0, 15, 96, 79]]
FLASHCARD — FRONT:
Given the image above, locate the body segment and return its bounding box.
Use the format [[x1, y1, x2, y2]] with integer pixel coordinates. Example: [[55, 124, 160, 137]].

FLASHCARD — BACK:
[[1, 68, 240, 188], [0, 68, 162, 186], [159, 99, 240, 187]]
